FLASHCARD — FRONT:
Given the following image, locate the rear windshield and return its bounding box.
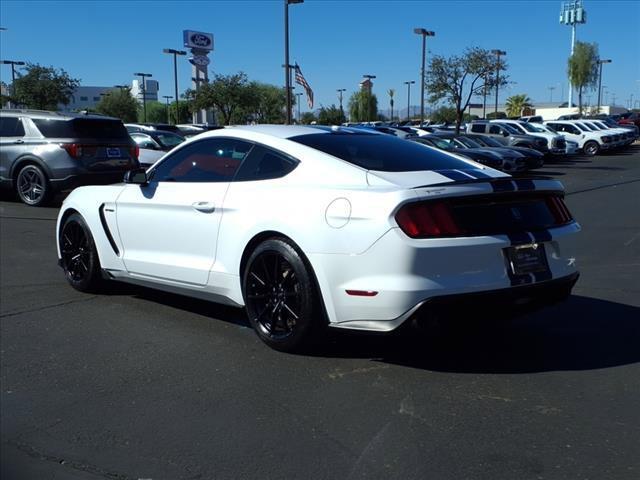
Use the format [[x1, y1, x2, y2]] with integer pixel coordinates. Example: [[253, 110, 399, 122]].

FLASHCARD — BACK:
[[290, 133, 476, 172], [32, 118, 129, 139]]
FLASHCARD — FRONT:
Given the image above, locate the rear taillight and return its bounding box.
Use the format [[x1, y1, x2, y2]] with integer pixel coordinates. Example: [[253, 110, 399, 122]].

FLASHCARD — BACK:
[[545, 196, 573, 224], [130, 145, 139, 159], [61, 143, 82, 158], [395, 201, 464, 238]]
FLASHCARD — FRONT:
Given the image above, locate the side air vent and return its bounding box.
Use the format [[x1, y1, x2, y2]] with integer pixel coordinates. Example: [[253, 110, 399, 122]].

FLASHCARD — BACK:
[[99, 204, 120, 255]]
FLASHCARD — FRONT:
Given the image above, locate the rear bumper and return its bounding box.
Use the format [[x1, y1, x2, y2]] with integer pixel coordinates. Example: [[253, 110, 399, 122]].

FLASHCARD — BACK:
[[332, 272, 579, 332], [310, 222, 581, 331]]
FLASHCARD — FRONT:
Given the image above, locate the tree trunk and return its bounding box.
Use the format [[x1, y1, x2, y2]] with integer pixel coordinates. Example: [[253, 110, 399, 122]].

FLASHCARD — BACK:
[[578, 86, 583, 115]]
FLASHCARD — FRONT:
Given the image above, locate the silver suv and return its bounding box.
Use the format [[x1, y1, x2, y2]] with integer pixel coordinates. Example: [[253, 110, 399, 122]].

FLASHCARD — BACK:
[[0, 110, 138, 206]]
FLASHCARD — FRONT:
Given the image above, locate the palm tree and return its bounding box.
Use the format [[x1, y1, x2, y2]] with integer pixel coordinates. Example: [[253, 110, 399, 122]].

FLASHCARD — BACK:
[[388, 89, 395, 121], [505, 94, 532, 117]]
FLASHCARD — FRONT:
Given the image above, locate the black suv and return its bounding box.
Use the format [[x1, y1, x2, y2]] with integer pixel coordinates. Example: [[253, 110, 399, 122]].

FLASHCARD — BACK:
[[0, 110, 138, 206]]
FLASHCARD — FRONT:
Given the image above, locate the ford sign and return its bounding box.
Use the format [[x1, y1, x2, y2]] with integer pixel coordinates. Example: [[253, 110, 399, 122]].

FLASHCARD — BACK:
[[183, 30, 214, 51]]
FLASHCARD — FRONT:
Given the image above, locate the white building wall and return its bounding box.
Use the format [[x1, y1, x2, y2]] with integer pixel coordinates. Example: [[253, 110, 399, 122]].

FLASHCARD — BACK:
[[131, 79, 159, 103]]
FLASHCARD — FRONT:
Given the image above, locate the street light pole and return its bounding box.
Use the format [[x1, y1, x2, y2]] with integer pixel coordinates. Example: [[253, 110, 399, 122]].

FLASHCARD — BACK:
[[596, 59, 612, 113], [548, 86, 556, 103], [491, 50, 506, 117], [163, 95, 173, 123], [362, 74, 376, 121], [337, 88, 346, 115], [1, 60, 26, 108], [134, 72, 152, 122], [404, 81, 415, 122], [414, 28, 435, 126], [284, 0, 304, 125], [163, 48, 187, 124]]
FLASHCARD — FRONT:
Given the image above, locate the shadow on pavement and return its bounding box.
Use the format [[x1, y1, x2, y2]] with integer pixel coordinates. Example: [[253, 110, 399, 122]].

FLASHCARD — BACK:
[[316, 295, 640, 374], [108, 283, 640, 374]]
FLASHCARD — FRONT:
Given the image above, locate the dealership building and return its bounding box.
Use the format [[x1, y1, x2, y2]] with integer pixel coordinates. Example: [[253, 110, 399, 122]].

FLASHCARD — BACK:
[[57, 79, 159, 113]]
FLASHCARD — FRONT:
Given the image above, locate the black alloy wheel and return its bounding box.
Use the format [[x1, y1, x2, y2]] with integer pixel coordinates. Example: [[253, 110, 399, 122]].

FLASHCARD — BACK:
[[16, 164, 50, 206], [60, 213, 103, 292], [243, 238, 320, 352]]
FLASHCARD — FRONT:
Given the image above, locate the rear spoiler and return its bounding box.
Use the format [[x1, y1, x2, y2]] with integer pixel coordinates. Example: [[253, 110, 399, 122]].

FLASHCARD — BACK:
[[421, 176, 563, 194]]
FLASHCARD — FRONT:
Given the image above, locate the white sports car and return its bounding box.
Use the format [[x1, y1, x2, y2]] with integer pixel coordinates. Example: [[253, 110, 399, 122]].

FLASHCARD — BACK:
[[56, 125, 580, 351]]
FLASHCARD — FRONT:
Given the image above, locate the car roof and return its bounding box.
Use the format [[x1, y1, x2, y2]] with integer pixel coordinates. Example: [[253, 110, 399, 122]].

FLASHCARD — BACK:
[[220, 124, 378, 139], [0, 109, 119, 121]]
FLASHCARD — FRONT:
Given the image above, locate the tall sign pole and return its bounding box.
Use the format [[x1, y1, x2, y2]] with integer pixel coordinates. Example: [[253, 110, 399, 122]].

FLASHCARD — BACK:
[[560, 0, 587, 109], [183, 30, 214, 124]]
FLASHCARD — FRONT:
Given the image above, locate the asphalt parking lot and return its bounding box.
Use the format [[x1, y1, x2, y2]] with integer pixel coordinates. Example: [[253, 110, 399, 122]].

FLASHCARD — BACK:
[[1, 147, 639, 480]]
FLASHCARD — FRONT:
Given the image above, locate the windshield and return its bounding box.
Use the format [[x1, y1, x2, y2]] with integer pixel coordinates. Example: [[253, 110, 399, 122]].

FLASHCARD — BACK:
[[577, 122, 595, 131], [473, 135, 502, 147], [499, 123, 520, 134], [455, 136, 482, 148], [574, 123, 591, 132], [585, 122, 603, 130], [155, 131, 186, 148], [517, 122, 539, 133], [290, 133, 478, 172]]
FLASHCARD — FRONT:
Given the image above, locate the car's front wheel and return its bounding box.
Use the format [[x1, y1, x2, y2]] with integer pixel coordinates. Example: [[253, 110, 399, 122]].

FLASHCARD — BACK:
[[16, 164, 51, 206], [583, 140, 600, 156], [60, 213, 103, 293], [242, 238, 321, 352]]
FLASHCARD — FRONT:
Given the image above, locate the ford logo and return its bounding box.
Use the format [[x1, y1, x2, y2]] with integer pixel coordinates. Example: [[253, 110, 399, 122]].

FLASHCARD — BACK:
[[190, 34, 211, 47]]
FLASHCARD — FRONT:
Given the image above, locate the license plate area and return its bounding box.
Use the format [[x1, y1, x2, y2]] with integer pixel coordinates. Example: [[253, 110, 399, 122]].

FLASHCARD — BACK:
[[106, 147, 121, 158], [505, 243, 549, 275]]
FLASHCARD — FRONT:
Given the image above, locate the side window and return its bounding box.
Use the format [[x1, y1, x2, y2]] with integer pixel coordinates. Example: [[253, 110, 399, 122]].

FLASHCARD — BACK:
[[489, 125, 501, 134], [471, 124, 485, 133], [151, 138, 253, 183], [0, 117, 25, 137], [568, 125, 579, 135], [234, 145, 298, 182]]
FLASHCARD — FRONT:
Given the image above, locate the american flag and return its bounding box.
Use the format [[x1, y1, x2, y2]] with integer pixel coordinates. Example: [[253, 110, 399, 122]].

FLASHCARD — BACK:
[[294, 63, 314, 109]]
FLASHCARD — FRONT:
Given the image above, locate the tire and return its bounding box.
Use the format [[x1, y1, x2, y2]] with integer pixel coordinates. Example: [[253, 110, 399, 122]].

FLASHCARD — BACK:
[[242, 238, 321, 352], [16, 164, 51, 206], [59, 213, 103, 293], [583, 141, 600, 156]]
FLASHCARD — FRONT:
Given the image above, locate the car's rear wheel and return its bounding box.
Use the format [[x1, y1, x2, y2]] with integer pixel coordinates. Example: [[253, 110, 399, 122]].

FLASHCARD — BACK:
[[583, 141, 599, 156], [16, 164, 51, 206], [60, 213, 103, 293], [242, 238, 320, 352]]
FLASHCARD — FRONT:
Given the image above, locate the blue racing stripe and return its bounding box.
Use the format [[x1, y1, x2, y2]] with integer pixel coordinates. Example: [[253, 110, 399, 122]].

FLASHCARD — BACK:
[[530, 230, 552, 243], [436, 169, 472, 181], [514, 179, 536, 191], [467, 169, 492, 178], [491, 180, 516, 192], [507, 232, 532, 246]]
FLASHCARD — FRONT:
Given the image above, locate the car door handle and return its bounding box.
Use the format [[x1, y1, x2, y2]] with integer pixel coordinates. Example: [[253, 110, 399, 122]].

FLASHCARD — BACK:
[[192, 201, 216, 213], [13, 139, 24, 144]]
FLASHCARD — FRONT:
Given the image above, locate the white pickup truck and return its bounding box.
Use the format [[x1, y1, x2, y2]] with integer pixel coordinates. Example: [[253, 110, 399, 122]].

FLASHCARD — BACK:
[[544, 120, 614, 156], [491, 119, 567, 156]]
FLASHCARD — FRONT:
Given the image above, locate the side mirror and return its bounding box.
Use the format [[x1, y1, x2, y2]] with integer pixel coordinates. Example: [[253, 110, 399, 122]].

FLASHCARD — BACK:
[[124, 167, 148, 185]]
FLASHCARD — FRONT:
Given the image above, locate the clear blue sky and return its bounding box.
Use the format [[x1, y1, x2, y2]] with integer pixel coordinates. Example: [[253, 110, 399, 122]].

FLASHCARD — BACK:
[[1, 0, 639, 112]]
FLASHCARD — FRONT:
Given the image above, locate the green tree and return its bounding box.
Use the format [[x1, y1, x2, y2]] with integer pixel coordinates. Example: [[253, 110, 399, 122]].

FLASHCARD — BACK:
[[188, 72, 253, 125], [429, 106, 458, 124], [388, 88, 395, 121], [138, 101, 168, 123], [299, 112, 317, 124], [317, 104, 346, 125], [568, 41, 599, 114], [244, 82, 287, 124], [95, 88, 138, 122], [486, 111, 507, 119], [347, 90, 378, 122], [505, 94, 532, 117], [12, 63, 80, 110], [426, 47, 508, 133], [169, 100, 193, 124]]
